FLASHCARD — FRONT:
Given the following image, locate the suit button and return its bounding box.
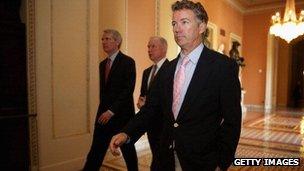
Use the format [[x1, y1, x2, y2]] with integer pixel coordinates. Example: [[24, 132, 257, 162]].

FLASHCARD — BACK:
[[169, 145, 173, 149], [174, 123, 179, 128]]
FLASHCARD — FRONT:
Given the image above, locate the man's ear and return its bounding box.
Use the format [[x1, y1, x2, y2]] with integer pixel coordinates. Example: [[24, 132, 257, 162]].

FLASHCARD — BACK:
[[199, 22, 207, 35], [116, 41, 120, 47]]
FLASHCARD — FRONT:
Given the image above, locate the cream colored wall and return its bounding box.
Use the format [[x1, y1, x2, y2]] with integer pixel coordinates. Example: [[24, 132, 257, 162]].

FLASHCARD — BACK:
[[36, 0, 99, 170], [99, 0, 156, 107], [127, 0, 156, 104], [99, 0, 155, 110], [99, 0, 127, 58], [158, 0, 179, 60]]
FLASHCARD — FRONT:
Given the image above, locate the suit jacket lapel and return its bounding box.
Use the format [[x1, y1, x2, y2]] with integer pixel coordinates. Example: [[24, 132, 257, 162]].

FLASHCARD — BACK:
[[148, 59, 169, 90], [177, 47, 215, 121], [155, 59, 169, 78], [100, 60, 107, 88], [144, 66, 153, 91]]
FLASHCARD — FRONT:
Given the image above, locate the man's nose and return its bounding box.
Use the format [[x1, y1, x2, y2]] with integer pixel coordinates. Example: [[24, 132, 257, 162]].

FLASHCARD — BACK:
[[173, 25, 181, 33]]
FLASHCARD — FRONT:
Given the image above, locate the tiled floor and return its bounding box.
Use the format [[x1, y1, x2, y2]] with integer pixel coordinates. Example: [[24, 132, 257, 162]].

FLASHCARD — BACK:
[[102, 109, 304, 170]]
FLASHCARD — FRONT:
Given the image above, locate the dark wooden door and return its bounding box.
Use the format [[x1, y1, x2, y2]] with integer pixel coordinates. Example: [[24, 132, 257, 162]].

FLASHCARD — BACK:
[[0, 0, 30, 170]]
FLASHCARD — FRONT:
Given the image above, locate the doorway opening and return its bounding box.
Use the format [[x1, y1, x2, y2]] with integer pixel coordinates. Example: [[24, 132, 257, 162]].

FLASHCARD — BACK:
[[265, 34, 304, 111]]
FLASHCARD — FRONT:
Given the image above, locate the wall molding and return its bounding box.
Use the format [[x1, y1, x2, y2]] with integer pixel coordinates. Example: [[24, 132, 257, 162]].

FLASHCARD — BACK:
[[27, 0, 39, 170], [244, 104, 264, 112], [50, 0, 91, 138], [155, 0, 160, 36], [39, 157, 85, 171], [207, 22, 218, 51]]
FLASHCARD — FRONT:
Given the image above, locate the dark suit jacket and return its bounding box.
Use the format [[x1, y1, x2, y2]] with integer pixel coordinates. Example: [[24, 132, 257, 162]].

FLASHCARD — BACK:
[[139, 59, 169, 135], [123, 47, 241, 171], [140, 59, 169, 98], [96, 51, 136, 133]]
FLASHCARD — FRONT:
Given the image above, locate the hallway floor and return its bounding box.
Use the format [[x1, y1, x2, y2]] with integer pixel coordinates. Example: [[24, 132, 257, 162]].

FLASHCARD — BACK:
[[102, 108, 304, 170]]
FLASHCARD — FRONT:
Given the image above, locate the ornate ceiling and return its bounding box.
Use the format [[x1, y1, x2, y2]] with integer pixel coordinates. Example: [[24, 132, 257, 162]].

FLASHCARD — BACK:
[[227, 0, 304, 13], [236, 0, 285, 8]]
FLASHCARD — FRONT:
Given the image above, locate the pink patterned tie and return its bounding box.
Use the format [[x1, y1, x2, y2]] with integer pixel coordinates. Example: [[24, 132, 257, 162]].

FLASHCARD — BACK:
[[172, 56, 190, 119]]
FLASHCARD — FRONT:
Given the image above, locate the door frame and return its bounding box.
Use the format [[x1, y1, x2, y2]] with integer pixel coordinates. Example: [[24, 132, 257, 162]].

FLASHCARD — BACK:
[[25, 0, 39, 170]]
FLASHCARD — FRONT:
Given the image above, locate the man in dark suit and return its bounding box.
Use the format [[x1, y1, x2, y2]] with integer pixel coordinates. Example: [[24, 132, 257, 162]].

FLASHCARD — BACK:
[[110, 0, 241, 171], [83, 29, 138, 171], [136, 36, 169, 171]]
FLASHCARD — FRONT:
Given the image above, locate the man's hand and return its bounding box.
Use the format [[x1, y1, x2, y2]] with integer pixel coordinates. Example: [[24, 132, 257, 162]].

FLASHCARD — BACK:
[[215, 166, 222, 171], [98, 110, 113, 125], [136, 96, 146, 109], [110, 133, 129, 156]]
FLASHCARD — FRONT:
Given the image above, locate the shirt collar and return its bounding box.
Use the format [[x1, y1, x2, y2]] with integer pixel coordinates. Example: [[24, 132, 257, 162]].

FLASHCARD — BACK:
[[155, 57, 167, 68], [108, 50, 119, 62], [180, 43, 204, 64]]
